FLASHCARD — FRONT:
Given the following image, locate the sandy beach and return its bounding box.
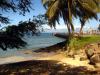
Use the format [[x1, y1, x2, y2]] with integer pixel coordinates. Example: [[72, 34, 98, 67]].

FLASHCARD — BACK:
[[0, 40, 100, 75], [0, 49, 95, 69], [0, 49, 98, 75]]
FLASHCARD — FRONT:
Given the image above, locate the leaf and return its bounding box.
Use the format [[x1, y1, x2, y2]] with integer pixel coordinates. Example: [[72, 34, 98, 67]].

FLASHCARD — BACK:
[[42, 0, 48, 5], [46, 0, 59, 19], [78, 0, 99, 13], [68, 0, 74, 31]]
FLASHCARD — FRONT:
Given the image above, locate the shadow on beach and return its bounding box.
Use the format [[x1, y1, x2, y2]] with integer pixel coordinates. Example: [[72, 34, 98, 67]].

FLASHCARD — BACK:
[[0, 60, 99, 75]]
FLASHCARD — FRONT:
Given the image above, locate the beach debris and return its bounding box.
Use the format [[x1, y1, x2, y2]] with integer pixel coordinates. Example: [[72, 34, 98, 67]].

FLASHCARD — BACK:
[[67, 51, 75, 59], [80, 56, 87, 61]]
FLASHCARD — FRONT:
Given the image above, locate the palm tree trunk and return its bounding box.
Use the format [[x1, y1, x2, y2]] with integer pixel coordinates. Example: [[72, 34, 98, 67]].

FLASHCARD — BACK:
[[79, 24, 84, 35], [67, 24, 71, 35], [66, 24, 71, 52]]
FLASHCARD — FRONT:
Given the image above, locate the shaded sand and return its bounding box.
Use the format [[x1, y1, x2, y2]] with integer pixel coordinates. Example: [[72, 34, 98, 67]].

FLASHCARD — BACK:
[[0, 41, 100, 74], [0, 51, 98, 75], [0, 50, 95, 70], [0, 60, 98, 75]]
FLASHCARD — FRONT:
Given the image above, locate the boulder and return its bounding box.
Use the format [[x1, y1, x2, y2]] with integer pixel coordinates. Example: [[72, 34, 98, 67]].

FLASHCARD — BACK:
[[85, 49, 94, 59], [90, 54, 100, 64], [85, 48, 100, 66], [95, 63, 100, 68]]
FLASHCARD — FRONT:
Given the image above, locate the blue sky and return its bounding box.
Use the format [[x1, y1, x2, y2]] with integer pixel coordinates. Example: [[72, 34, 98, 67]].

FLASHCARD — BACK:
[[0, 0, 100, 31], [0, 0, 46, 25]]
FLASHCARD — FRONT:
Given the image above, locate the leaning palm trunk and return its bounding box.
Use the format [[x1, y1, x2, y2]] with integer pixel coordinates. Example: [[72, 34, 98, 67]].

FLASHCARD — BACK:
[[79, 24, 84, 35], [66, 23, 74, 39], [79, 17, 87, 35], [67, 24, 71, 35]]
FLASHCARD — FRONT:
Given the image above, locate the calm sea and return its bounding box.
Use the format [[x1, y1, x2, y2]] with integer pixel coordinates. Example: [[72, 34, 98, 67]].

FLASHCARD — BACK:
[[0, 33, 65, 57]]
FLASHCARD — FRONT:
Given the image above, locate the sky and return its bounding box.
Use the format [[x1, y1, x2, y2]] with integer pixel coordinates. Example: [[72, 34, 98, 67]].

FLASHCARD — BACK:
[[0, 0, 100, 32]]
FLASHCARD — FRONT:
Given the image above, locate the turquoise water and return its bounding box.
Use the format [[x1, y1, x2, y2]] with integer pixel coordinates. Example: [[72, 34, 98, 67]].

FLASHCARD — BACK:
[[0, 33, 65, 57]]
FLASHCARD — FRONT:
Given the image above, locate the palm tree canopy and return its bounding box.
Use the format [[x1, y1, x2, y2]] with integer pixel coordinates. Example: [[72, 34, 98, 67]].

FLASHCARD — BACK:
[[42, 0, 100, 32]]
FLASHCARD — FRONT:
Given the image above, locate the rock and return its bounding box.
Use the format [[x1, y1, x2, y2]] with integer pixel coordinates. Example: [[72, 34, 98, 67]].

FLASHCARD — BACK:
[[85, 49, 94, 59], [90, 54, 100, 64], [85, 48, 100, 66], [98, 42, 100, 47], [80, 56, 87, 61], [95, 63, 100, 68], [67, 51, 75, 58]]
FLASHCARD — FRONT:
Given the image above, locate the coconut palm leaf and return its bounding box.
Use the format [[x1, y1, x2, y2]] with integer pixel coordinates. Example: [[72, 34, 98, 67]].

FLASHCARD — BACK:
[[42, 0, 100, 34]]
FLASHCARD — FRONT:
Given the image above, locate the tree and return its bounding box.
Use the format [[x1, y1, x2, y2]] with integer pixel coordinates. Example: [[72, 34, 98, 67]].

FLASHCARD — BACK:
[[0, 0, 34, 50], [42, 0, 100, 35], [0, 19, 37, 50], [0, 14, 47, 50], [0, 0, 48, 50], [0, 0, 32, 24]]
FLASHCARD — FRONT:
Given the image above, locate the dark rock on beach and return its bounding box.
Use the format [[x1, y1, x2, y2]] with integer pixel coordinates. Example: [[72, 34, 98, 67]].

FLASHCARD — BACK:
[[34, 41, 67, 52], [85, 43, 100, 67]]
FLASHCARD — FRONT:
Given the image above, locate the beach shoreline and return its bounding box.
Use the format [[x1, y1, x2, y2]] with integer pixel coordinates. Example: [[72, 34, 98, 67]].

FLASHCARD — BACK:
[[0, 48, 98, 75], [0, 40, 67, 65], [0, 40, 96, 69], [0, 35, 100, 75]]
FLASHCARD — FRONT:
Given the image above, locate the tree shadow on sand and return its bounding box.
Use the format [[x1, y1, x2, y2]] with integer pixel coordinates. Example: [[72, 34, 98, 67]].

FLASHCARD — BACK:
[[0, 60, 99, 75]]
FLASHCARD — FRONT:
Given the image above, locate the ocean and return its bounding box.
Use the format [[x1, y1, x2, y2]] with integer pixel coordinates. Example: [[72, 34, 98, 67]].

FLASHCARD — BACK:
[[0, 33, 65, 57]]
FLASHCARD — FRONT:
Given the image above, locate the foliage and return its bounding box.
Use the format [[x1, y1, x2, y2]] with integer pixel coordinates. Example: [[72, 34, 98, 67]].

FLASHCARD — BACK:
[[42, 0, 100, 34], [68, 35, 100, 50], [0, 0, 32, 24], [0, 14, 10, 24], [0, 14, 47, 50], [6, 21, 37, 37], [0, 32, 26, 50], [42, 0, 100, 53]]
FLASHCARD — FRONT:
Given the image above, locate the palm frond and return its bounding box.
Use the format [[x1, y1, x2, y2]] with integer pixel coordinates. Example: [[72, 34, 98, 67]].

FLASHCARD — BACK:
[[42, 0, 100, 33]]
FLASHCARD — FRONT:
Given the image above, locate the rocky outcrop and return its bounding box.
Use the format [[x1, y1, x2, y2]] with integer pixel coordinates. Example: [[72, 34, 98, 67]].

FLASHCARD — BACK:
[[90, 54, 100, 63], [85, 43, 100, 67], [85, 49, 94, 60], [90, 54, 100, 68]]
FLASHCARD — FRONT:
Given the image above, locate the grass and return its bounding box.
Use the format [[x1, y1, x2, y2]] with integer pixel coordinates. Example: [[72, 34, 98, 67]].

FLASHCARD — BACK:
[[69, 35, 100, 50]]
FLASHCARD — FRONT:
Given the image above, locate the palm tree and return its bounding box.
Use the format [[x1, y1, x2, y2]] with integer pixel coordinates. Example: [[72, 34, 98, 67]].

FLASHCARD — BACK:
[[42, 0, 100, 35], [98, 24, 100, 32]]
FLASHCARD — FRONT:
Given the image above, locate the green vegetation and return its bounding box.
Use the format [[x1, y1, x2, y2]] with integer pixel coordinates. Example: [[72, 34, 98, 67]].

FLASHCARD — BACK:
[[0, 0, 100, 50], [0, 15, 46, 50], [69, 35, 100, 50], [42, 0, 100, 34]]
